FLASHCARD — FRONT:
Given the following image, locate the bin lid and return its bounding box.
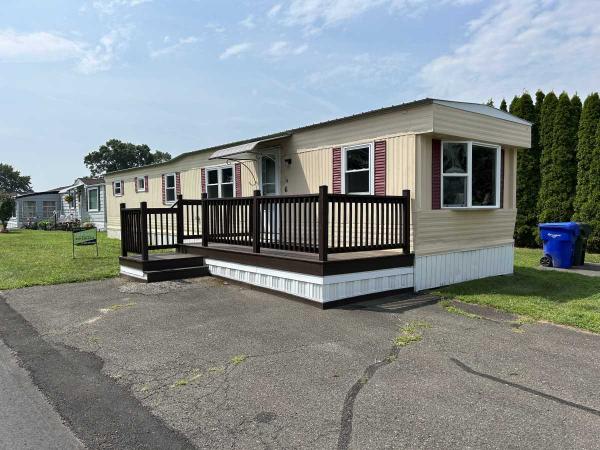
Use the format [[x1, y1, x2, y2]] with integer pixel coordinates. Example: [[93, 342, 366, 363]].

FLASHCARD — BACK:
[[538, 222, 580, 233], [575, 222, 592, 237]]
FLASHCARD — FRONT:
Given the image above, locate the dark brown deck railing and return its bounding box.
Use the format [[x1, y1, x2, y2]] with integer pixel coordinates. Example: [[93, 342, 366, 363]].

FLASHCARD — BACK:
[[120, 186, 410, 261]]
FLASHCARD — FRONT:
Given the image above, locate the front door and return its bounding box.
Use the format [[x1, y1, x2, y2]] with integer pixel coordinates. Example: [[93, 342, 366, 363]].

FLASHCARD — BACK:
[[259, 153, 280, 242]]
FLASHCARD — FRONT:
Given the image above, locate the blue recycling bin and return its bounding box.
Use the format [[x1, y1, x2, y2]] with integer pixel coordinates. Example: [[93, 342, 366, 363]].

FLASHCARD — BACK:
[[538, 222, 580, 269]]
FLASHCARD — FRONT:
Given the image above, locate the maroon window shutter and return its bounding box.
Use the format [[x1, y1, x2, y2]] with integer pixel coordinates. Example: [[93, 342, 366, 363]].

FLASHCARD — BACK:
[[374, 140, 386, 195], [432, 139, 441, 209], [176, 172, 181, 196], [200, 168, 206, 194], [161, 174, 166, 204], [235, 163, 242, 197], [500, 148, 505, 208], [144, 175, 149, 192], [332, 147, 342, 194], [112, 181, 115, 196], [121, 180, 124, 195], [134, 177, 138, 193]]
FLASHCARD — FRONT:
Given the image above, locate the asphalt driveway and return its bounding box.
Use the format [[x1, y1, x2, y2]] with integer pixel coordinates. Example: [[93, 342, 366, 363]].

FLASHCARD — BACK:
[[1, 277, 600, 449]]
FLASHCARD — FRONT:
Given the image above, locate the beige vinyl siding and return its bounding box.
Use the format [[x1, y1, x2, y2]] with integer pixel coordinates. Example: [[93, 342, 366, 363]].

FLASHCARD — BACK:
[[289, 106, 432, 151], [385, 134, 416, 196], [282, 148, 332, 194], [432, 103, 531, 149]]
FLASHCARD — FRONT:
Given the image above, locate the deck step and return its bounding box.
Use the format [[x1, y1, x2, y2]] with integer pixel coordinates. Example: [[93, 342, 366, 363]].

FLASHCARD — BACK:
[[120, 254, 206, 272], [144, 266, 210, 282]]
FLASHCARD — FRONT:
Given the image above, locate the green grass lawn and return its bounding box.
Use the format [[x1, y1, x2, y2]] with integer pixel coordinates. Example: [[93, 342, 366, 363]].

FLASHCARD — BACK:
[[437, 248, 600, 333], [0, 230, 121, 290]]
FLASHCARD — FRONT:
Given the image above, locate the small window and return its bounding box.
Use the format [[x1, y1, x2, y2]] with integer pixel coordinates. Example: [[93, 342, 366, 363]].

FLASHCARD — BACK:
[[165, 173, 176, 203], [206, 166, 235, 199], [113, 181, 122, 196], [23, 201, 37, 218], [137, 177, 146, 192], [42, 201, 56, 218], [260, 155, 277, 195], [343, 143, 372, 194], [441, 141, 500, 209], [88, 188, 99, 211]]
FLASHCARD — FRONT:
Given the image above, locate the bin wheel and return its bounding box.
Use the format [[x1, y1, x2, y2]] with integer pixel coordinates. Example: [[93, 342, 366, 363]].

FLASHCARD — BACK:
[[540, 255, 553, 267]]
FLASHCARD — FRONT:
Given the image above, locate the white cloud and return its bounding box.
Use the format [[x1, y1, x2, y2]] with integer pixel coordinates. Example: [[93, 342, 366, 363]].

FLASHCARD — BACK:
[[240, 14, 256, 29], [91, 0, 151, 15], [0, 30, 82, 62], [205, 23, 226, 33], [77, 27, 132, 74], [266, 41, 308, 57], [280, 0, 478, 29], [219, 42, 252, 60], [267, 4, 282, 18], [307, 52, 410, 87], [150, 36, 199, 58], [419, 0, 600, 101]]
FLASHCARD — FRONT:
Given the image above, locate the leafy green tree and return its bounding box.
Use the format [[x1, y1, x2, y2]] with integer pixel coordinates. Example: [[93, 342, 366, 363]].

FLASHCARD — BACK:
[[573, 93, 600, 251], [0, 194, 16, 232], [538, 92, 579, 223], [499, 99, 507, 111], [513, 93, 540, 247], [84, 139, 172, 176], [0, 164, 32, 194], [485, 98, 495, 107]]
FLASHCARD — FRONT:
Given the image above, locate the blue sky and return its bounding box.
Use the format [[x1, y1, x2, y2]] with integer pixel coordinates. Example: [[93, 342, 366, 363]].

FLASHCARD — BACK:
[[1, 0, 598, 190]]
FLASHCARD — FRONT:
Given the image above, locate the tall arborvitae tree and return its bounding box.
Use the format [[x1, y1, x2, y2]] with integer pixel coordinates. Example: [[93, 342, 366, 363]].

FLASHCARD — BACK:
[[500, 98, 508, 111], [574, 93, 600, 251], [508, 95, 520, 115], [538, 92, 579, 223], [513, 93, 540, 247]]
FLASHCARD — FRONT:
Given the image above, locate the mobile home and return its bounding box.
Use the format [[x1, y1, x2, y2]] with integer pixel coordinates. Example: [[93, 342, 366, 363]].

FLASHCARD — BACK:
[[105, 98, 531, 306]]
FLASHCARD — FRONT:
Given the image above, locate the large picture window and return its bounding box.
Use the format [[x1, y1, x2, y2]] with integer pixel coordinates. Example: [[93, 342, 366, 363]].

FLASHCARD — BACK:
[[164, 173, 177, 203], [42, 201, 56, 218], [441, 141, 501, 208], [23, 201, 36, 218], [206, 166, 234, 199], [343, 143, 373, 194], [87, 188, 99, 211]]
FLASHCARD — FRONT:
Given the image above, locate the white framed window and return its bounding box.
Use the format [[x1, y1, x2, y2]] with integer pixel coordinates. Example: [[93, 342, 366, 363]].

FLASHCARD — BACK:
[[42, 201, 56, 218], [137, 177, 146, 192], [164, 173, 177, 203], [441, 141, 501, 209], [206, 166, 234, 199], [342, 143, 374, 195], [23, 201, 36, 218], [87, 188, 99, 212], [113, 181, 122, 196]]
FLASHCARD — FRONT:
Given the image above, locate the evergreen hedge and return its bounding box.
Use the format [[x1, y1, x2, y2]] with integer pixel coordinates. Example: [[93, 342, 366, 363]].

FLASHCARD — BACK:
[[574, 93, 600, 252], [538, 92, 579, 223]]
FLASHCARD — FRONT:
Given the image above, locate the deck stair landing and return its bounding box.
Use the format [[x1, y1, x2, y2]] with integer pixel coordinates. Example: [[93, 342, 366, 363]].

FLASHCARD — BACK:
[[119, 253, 209, 282]]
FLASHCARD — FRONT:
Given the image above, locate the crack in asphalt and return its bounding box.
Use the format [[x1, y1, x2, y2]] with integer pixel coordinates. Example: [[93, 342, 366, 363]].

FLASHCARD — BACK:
[[336, 344, 401, 450], [0, 293, 195, 450], [451, 358, 600, 417]]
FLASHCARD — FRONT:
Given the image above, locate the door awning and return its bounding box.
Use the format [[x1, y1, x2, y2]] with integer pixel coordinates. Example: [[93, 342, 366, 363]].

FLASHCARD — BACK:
[[209, 134, 289, 160]]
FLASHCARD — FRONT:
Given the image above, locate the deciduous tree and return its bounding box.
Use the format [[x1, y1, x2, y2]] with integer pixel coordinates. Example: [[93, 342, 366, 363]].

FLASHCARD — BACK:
[[84, 139, 172, 176], [0, 164, 32, 194]]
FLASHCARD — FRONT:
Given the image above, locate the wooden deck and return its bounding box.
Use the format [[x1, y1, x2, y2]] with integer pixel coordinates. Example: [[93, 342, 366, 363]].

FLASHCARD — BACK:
[[182, 242, 414, 276]]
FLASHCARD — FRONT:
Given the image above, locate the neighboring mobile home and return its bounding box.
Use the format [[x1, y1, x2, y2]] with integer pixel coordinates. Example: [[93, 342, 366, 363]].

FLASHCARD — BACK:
[[59, 177, 107, 230], [105, 98, 531, 305], [7, 188, 63, 229]]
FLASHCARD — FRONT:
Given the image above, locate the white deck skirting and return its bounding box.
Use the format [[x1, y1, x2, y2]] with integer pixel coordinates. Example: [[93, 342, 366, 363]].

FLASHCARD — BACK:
[[204, 258, 414, 304], [414, 243, 514, 291], [120, 265, 148, 281]]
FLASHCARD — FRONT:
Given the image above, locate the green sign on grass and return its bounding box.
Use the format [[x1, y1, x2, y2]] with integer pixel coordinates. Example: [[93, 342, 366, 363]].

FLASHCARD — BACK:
[[72, 227, 98, 257]]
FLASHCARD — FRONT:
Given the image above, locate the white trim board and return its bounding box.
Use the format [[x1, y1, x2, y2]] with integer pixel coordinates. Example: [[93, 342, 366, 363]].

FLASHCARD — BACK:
[[414, 243, 514, 291], [204, 258, 414, 304], [120, 265, 147, 281]]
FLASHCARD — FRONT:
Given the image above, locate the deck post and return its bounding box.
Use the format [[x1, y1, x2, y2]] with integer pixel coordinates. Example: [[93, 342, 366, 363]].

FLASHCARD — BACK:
[[201, 193, 208, 247], [402, 189, 410, 254], [252, 190, 261, 254], [318, 185, 328, 261], [140, 201, 149, 261], [176, 194, 184, 245], [119, 203, 127, 257]]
